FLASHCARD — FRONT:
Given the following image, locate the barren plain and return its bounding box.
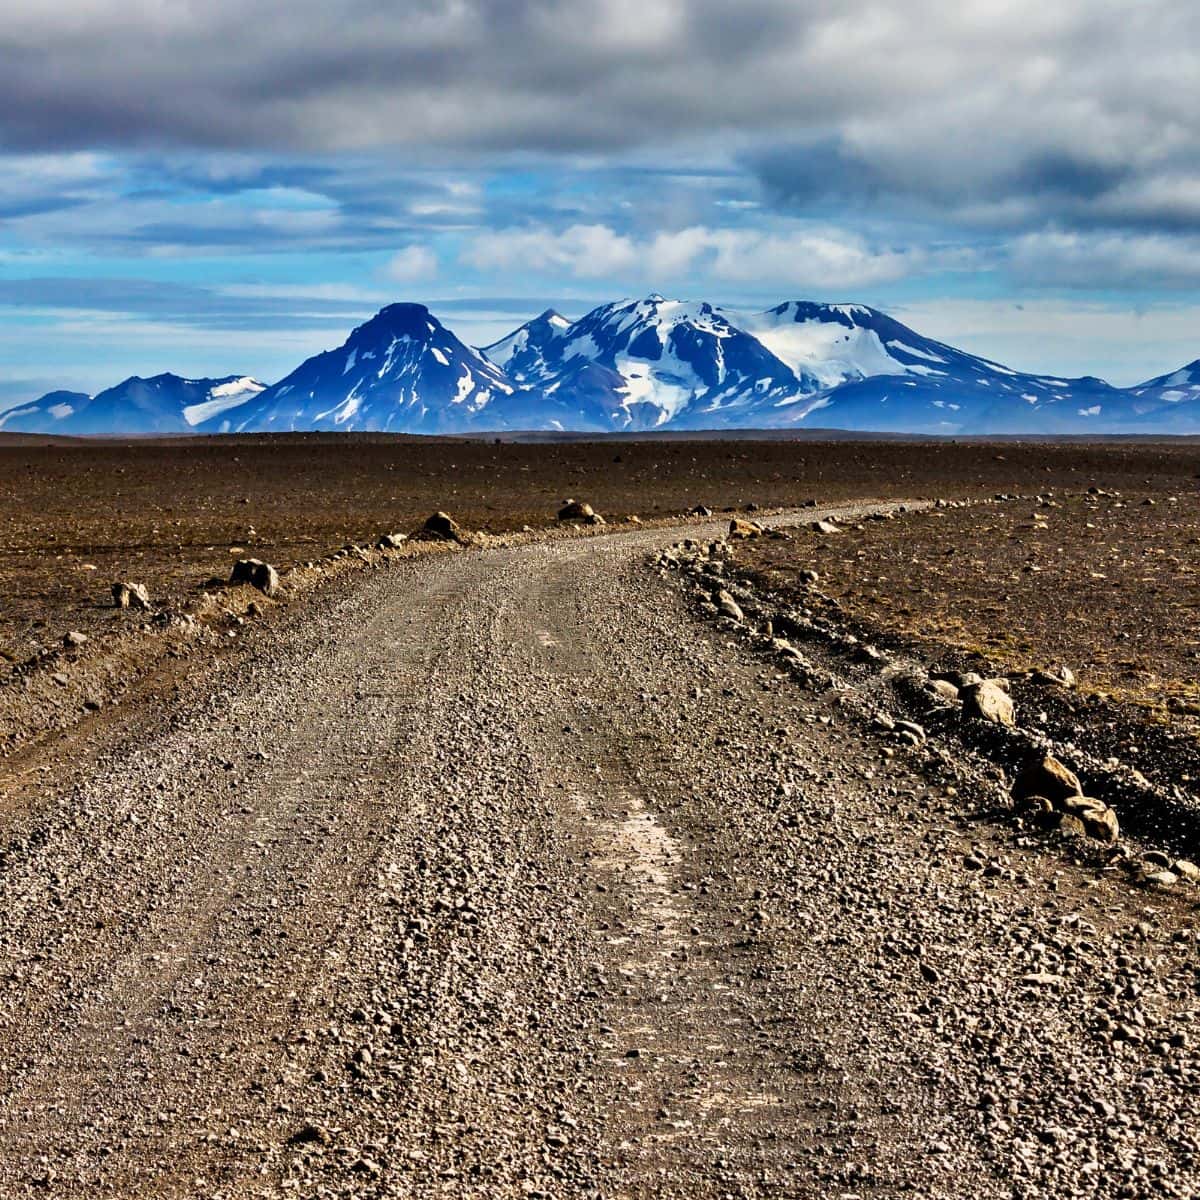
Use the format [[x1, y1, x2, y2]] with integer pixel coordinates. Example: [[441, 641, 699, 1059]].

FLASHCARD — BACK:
[[0, 435, 1198, 1198]]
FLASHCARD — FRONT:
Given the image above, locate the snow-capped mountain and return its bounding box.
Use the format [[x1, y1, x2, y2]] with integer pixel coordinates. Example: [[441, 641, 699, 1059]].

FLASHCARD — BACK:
[[483, 309, 571, 380], [221, 303, 515, 433], [0, 374, 263, 436], [1121, 361, 1200, 429], [16, 296, 1200, 436], [735, 301, 1127, 433], [485, 296, 803, 430]]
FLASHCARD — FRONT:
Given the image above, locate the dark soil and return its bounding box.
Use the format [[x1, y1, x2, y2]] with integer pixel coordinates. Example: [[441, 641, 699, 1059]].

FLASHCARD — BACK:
[[3, 433, 1200, 667], [734, 486, 1200, 842], [739, 489, 1200, 709]]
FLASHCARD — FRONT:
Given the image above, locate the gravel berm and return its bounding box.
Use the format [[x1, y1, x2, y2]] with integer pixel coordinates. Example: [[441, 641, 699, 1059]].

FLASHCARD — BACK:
[[0, 506, 1196, 1198]]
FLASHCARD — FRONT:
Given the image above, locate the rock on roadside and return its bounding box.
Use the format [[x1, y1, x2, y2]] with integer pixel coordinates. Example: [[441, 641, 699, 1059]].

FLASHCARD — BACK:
[[1013, 754, 1082, 805], [729, 518, 764, 540], [961, 679, 1015, 727], [558, 500, 605, 526], [230, 558, 281, 598], [112, 582, 151, 611], [715, 589, 745, 623], [419, 512, 468, 543]]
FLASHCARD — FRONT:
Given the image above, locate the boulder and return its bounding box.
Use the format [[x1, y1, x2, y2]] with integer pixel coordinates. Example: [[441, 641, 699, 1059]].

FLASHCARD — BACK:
[[690, 505, 713, 517], [798, 568, 819, 585], [63, 630, 89, 648], [112, 581, 151, 611], [729, 518, 764, 540], [961, 679, 1015, 727], [1057, 813, 1088, 839], [1080, 804, 1120, 844], [1031, 665, 1076, 688], [714, 589, 744, 623], [377, 533, 407, 550], [1142, 869, 1178, 889], [1013, 753, 1082, 805], [944, 670, 985, 689], [230, 558, 280, 597], [557, 499, 604, 525], [928, 679, 961, 702], [420, 511, 467, 543], [812, 519, 841, 535]]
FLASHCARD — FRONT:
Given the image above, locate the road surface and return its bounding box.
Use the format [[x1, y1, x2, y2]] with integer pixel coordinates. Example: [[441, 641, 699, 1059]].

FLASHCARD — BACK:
[[0, 512, 1196, 1198]]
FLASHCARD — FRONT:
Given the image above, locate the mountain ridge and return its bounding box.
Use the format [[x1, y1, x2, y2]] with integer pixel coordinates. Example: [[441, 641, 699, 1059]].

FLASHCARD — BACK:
[[9, 297, 1200, 436], [0, 373, 264, 436]]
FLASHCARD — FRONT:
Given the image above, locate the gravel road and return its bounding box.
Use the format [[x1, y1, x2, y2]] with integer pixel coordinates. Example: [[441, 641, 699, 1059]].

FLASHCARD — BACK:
[[0, 510, 1197, 1198]]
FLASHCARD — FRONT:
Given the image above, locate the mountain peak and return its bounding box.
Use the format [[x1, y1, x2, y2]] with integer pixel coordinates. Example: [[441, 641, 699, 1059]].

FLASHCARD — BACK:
[[15, 296, 1200, 437], [353, 302, 438, 339], [482, 308, 574, 375], [223, 302, 513, 433]]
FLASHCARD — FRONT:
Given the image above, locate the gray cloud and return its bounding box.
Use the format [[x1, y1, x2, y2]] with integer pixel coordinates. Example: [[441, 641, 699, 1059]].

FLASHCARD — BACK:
[[2, 0, 1200, 276], [0, 276, 375, 330], [0, 2, 1191, 157]]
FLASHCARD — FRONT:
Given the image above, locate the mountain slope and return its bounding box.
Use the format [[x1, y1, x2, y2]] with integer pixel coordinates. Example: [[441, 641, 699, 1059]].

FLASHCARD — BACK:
[[15, 297, 1200, 436], [488, 296, 804, 430], [0, 376, 263, 436], [1120, 361, 1200, 430], [222, 303, 516, 433], [732, 301, 1133, 434], [483, 309, 571, 380], [0, 391, 91, 433]]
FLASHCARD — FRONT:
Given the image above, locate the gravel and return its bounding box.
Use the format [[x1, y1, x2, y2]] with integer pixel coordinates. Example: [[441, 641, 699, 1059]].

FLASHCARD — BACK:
[[0, 507, 1196, 1197]]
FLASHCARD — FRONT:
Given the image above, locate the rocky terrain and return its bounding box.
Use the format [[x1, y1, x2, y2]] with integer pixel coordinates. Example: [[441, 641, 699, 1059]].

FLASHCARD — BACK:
[[733, 490, 1200, 846], [0, 501, 1197, 1197]]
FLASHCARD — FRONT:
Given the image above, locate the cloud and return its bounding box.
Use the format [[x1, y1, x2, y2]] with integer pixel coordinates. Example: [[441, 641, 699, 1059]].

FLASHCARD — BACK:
[[461, 222, 917, 287], [0, 276, 378, 332], [463, 225, 641, 278], [384, 244, 439, 282], [894, 297, 1200, 385], [1, 2, 1195, 264], [1010, 231, 1200, 288]]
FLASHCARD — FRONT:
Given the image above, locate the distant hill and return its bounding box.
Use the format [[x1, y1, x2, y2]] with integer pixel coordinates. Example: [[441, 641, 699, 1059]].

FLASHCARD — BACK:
[[0, 374, 264, 436], [14, 298, 1200, 435]]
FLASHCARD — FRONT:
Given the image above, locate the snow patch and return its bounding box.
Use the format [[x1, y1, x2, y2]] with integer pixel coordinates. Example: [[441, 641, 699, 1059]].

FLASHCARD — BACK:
[[745, 314, 909, 388], [183, 377, 266, 426], [888, 340, 946, 364], [0, 405, 39, 428]]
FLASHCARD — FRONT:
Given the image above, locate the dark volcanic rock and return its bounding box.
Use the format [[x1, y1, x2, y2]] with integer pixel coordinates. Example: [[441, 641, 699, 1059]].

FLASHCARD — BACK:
[[230, 559, 280, 597]]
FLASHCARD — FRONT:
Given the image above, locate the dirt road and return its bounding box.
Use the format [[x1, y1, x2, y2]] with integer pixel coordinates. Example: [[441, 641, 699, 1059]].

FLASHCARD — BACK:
[[0, 511, 1196, 1198]]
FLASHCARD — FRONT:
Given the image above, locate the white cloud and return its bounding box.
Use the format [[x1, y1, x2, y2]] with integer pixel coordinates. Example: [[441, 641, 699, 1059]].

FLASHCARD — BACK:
[[1011, 230, 1200, 287], [461, 222, 916, 288], [384, 244, 439, 283], [463, 224, 639, 277]]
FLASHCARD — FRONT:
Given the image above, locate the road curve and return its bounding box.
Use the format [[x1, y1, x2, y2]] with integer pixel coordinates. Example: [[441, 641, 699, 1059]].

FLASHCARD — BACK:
[[0, 511, 1196, 1198]]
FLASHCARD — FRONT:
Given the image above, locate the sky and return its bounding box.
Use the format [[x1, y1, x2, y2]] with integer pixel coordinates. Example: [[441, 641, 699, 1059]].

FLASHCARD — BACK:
[[3, 0, 1200, 405]]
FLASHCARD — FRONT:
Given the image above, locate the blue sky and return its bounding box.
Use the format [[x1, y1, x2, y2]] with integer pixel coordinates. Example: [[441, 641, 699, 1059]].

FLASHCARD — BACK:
[[3, 0, 1200, 404]]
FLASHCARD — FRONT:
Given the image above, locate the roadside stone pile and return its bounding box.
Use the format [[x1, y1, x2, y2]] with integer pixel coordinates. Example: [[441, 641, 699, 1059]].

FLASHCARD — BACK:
[[658, 510, 1200, 889], [1011, 753, 1120, 843]]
